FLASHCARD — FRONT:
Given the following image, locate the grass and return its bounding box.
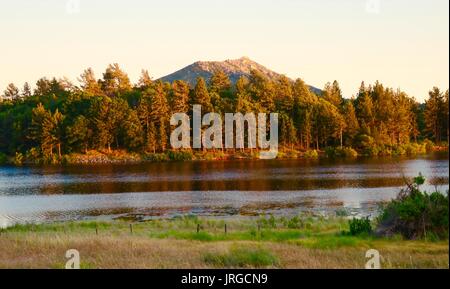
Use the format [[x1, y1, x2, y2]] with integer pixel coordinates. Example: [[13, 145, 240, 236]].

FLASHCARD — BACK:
[[203, 245, 279, 268], [0, 215, 448, 269]]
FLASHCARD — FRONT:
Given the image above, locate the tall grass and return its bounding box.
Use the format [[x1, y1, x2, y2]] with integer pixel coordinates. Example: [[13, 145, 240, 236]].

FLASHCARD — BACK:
[[203, 246, 279, 268]]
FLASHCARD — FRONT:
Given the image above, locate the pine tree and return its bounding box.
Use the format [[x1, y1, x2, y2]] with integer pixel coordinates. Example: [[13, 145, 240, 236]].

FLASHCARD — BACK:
[[66, 115, 91, 153], [110, 98, 129, 148], [34, 78, 52, 96], [30, 104, 64, 157], [235, 76, 253, 113], [280, 113, 297, 148], [101, 63, 132, 97], [392, 90, 413, 144], [424, 87, 445, 142], [293, 78, 316, 149], [22, 82, 32, 98], [29, 103, 51, 152], [192, 77, 213, 112], [42, 109, 64, 157], [91, 97, 114, 151], [137, 69, 153, 90], [137, 89, 153, 152], [3, 83, 20, 100], [356, 91, 375, 135], [209, 69, 231, 96], [343, 100, 360, 145], [323, 81, 343, 107], [171, 80, 190, 114], [149, 81, 170, 151], [123, 110, 144, 151], [312, 99, 345, 148], [276, 75, 294, 112], [249, 70, 275, 112], [209, 69, 232, 113], [79, 68, 103, 96], [147, 121, 157, 153], [443, 90, 449, 144]]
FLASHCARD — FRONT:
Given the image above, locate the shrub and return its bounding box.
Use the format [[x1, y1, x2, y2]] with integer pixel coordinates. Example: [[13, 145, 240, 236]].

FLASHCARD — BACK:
[[326, 147, 358, 158], [363, 146, 379, 157], [325, 147, 336, 158], [376, 173, 449, 240], [392, 145, 406, 156], [342, 147, 358, 158], [423, 139, 435, 153], [259, 214, 277, 228], [335, 208, 350, 217], [14, 152, 24, 166], [377, 145, 392, 156], [144, 153, 169, 162], [25, 148, 42, 164], [195, 151, 226, 161], [0, 152, 7, 165], [167, 150, 193, 161], [303, 150, 319, 159], [348, 218, 372, 236], [286, 216, 303, 229], [404, 143, 427, 155]]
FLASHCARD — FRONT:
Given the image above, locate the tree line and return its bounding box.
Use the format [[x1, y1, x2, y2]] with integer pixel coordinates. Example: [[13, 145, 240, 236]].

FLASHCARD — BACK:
[[0, 63, 448, 161]]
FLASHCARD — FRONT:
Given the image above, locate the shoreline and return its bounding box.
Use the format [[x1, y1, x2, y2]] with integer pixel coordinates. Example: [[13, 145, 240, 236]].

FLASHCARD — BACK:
[[2, 144, 448, 166]]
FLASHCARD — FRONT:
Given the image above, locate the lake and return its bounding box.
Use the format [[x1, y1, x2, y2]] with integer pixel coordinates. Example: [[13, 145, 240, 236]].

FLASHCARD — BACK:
[[0, 153, 448, 228]]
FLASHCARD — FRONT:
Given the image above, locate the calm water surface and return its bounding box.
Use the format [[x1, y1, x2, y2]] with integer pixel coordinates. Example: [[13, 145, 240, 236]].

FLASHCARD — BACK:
[[0, 153, 448, 227]]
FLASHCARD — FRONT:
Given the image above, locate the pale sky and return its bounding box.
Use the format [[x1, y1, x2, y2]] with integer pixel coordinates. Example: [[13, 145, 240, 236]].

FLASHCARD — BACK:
[[0, 0, 448, 101]]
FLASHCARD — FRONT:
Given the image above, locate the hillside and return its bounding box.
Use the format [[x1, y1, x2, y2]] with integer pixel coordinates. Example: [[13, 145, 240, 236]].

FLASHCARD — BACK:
[[159, 57, 320, 93]]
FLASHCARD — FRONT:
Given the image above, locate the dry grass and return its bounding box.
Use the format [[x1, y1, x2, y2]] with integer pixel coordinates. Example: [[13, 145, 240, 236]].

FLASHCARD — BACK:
[[0, 231, 448, 269]]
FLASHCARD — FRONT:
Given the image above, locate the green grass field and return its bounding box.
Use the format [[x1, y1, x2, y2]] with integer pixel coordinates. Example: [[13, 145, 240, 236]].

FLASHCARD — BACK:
[[0, 215, 448, 269]]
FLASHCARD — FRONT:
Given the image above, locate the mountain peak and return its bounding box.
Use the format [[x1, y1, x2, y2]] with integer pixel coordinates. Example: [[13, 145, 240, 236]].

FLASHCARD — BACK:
[[159, 57, 281, 86], [158, 57, 320, 93]]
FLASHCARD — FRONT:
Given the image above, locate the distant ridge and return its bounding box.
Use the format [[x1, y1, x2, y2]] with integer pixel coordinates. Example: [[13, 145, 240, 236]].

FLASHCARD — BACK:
[[158, 57, 320, 94]]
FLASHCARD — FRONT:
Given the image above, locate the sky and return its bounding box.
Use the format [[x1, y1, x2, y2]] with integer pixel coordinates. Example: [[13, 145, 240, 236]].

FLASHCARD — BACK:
[[0, 0, 448, 101]]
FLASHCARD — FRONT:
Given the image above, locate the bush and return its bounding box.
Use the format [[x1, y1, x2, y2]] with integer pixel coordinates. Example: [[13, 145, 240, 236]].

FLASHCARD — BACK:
[[325, 147, 336, 158], [355, 134, 379, 156], [423, 139, 435, 152], [392, 145, 406, 156], [404, 143, 427, 155], [348, 218, 372, 236], [144, 153, 169, 162], [14, 152, 24, 166], [335, 208, 350, 217], [325, 147, 358, 158], [303, 150, 319, 159], [25, 148, 42, 164], [285, 216, 303, 229], [194, 150, 226, 161], [376, 173, 449, 240], [167, 150, 193, 161], [0, 152, 7, 165], [259, 214, 277, 228], [377, 145, 392, 156], [363, 146, 379, 157]]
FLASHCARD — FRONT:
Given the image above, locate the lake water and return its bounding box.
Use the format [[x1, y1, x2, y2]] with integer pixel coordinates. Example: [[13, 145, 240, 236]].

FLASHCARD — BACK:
[[0, 153, 448, 228]]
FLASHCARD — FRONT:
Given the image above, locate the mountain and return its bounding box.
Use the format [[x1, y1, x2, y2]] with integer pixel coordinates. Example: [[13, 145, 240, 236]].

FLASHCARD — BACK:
[[158, 57, 320, 94]]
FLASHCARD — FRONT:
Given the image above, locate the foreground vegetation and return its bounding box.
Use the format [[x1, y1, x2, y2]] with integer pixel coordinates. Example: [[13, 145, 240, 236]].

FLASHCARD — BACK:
[[376, 174, 449, 240], [0, 64, 448, 165], [0, 213, 448, 269]]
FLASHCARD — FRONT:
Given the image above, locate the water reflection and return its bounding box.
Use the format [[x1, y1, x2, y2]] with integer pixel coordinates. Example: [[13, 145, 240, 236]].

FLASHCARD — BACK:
[[0, 153, 448, 227]]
